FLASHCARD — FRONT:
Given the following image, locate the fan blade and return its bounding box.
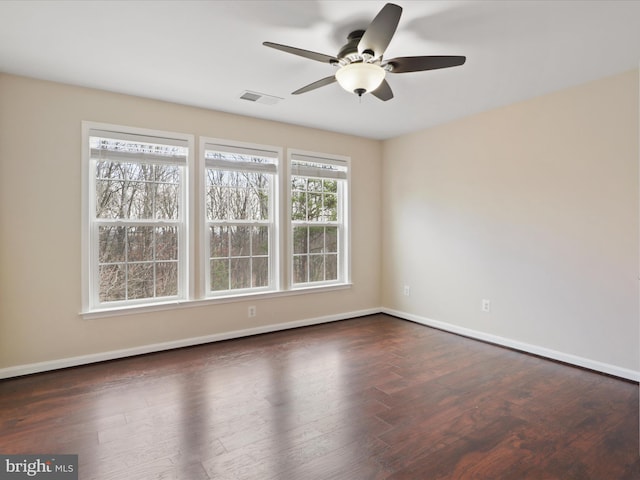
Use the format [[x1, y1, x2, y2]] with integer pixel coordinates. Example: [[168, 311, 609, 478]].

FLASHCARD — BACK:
[[292, 76, 337, 95], [371, 79, 394, 101], [358, 3, 402, 58], [385, 56, 466, 73], [263, 42, 338, 64]]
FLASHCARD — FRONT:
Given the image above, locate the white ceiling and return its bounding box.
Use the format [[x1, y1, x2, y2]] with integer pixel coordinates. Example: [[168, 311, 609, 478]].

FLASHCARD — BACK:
[[1, 0, 639, 140]]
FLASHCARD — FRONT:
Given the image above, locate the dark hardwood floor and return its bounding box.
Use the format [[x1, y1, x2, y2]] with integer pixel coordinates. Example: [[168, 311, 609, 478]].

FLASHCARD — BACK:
[[1, 314, 638, 479]]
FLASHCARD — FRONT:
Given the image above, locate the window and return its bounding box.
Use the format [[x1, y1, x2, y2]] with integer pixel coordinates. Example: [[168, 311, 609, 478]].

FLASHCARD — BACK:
[[82, 124, 349, 317], [83, 124, 192, 311], [289, 151, 349, 287], [202, 140, 280, 295]]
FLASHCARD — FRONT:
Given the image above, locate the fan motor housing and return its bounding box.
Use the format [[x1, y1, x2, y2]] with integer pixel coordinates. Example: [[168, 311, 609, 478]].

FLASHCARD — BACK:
[[338, 30, 365, 61]]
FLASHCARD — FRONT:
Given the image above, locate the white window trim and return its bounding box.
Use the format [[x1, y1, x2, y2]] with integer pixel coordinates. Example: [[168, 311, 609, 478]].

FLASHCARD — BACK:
[[199, 137, 282, 298], [81, 121, 195, 313], [286, 148, 351, 290]]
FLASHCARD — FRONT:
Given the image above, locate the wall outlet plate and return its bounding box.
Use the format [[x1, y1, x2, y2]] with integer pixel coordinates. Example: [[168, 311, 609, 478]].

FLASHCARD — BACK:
[[482, 299, 491, 313]]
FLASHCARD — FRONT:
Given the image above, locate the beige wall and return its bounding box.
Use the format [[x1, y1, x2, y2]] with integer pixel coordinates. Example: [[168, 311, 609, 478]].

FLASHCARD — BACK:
[[2, 69, 638, 377], [0, 74, 382, 370], [382, 70, 639, 372]]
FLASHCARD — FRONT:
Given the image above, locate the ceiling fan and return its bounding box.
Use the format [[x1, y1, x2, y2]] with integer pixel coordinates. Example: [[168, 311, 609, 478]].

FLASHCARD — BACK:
[[263, 3, 466, 101]]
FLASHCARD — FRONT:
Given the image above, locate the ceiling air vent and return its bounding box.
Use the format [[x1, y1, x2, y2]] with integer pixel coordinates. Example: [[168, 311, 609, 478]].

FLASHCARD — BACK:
[[239, 90, 283, 105]]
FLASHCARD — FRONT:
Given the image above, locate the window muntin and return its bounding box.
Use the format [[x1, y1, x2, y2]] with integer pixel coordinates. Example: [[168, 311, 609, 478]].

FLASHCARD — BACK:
[[290, 152, 348, 287], [86, 126, 190, 310], [203, 141, 279, 295]]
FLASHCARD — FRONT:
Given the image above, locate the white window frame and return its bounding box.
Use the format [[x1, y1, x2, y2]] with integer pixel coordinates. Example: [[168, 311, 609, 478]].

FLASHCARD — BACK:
[[287, 149, 351, 289], [200, 138, 282, 298], [81, 122, 194, 313], [80, 127, 351, 319]]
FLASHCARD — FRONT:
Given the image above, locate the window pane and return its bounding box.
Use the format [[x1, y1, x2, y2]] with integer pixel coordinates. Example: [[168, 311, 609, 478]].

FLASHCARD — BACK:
[[293, 226, 307, 254], [252, 257, 268, 287], [156, 262, 178, 297], [292, 176, 306, 191], [308, 178, 323, 192], [155, 182, 179, 220], [99, 264, 125, 302], [230, 257, 251, 289], [127, 227, 154, 262], [323, 193, 337, 221], [156, 226, 178, 260], [228, 186, 249, 220], [125, 181, 154, 219], [293, 255, 307, 284], [230, 226, 250, 256], [326, 227, 337, 253], [125, 162, 154, 182], [250, 187, 270, 221], [309, 255, 324, 282], [127, 263, 154, 299], [97, 161, 126, 180], [210, 226, 229, 258], [206, 171, 228, 221], [206, 169, 227, 188], [99, 226, 126, 263], [96, 179, 124, 218], [307, 193, 322, 221], [291, 191, 307, 221], [211, 259, 229, 291], [252, 226, 269, 256], [309, 226, 325, 253], [155, 164, 180, 183], [325, 254, 338, 281], [323, 179, 338, 193]]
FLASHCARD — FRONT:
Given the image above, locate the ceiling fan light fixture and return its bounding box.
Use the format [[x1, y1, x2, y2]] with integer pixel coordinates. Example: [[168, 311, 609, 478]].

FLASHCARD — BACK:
[[263, 3, 465, 102], [335, 62, 385, 96]]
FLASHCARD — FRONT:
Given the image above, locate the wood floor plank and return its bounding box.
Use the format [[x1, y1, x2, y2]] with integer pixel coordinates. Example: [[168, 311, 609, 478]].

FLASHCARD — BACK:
[[0, 314, 638, 479]]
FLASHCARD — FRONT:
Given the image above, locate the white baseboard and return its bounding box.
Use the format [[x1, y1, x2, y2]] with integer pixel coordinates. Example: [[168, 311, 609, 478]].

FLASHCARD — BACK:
[[0, 308, 379, 379], [2, 307, 637, 382], [382, 308, 640, 382]]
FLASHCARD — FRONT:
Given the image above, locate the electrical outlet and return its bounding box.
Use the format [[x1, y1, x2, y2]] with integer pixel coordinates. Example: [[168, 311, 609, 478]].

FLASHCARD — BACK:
[[248, 306, 256, 318], [403, 285, 411, 296], [482, 299, 491, 313]]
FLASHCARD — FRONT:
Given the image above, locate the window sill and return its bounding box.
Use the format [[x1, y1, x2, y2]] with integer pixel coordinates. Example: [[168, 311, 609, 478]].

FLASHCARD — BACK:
[[80, 283, 352, 320]]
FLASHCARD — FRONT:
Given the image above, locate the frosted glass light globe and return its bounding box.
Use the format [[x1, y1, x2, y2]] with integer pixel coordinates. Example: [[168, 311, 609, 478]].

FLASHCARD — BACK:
[[335, 63, 386, 96]]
